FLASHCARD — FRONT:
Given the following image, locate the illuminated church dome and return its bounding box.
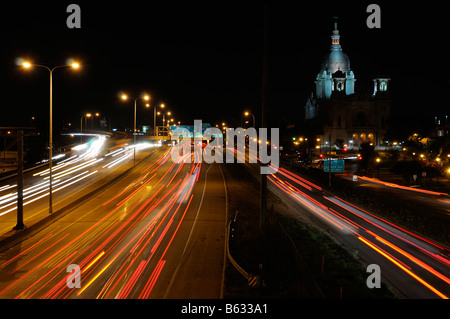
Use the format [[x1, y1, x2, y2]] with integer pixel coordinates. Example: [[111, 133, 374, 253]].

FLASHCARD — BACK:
[[314, 20, 355, 99], [321, 21, 351, 73], [321, 49, 351, 74]]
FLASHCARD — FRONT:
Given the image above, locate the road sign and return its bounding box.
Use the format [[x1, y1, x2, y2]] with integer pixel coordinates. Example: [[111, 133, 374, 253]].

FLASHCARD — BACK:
[[170, 123, 211, 138], [324, 159, 345, 172]]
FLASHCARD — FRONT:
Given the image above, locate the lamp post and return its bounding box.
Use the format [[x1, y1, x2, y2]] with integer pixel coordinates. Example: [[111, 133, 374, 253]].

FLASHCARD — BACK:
[[21, 59, 79, 214], [121, 93, 149, 165], [80, 113, 92, 143], [244, 111, 255, 128], [147, 103, 165, 137], [157, 104, 165, 136], [163, 111, 172, 127]]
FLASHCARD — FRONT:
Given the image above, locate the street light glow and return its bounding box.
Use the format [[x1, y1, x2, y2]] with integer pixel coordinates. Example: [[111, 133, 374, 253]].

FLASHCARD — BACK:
[[23, 62, 31, 68], [121, 94, 128, 100]]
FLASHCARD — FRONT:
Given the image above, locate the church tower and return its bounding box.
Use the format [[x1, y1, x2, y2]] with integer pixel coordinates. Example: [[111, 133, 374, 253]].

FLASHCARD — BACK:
[[304, 18, 391, 150], [314, 20, 356, 100]]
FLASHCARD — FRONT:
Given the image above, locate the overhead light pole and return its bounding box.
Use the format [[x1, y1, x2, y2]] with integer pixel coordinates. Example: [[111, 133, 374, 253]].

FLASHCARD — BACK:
[[21, 59, 80, 214], [121, 93, 149, 165], [244, 111, 256, 128]]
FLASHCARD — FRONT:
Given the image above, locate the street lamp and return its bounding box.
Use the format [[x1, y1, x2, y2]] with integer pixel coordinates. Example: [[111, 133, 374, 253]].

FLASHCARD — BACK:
[[244, 111, 255, 128], [121, 93, 150, 165], [21, 59, 80, 214], [80, 112, 91, 143], [148, 103, 165, 137], [163, 111, 172, 127]]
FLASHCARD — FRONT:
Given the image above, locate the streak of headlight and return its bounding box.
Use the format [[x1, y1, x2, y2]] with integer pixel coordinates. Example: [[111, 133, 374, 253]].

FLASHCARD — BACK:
[[103, 153, 132, 169], [0, 179, 65, 209], [52, 170, 97, 192], [0, 171, 94, 216], [0, 185, 16, 192], [72, 143, 88, 151], [57, 154, 78, 164], [43, 158, 102, 180], [34, 155, 80, 176], [358, 236, 449, 299], [105, 148, 125, 157]]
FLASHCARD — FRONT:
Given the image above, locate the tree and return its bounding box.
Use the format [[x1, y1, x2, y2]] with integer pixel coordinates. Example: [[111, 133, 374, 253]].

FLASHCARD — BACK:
[[359, 142, 375, 174]]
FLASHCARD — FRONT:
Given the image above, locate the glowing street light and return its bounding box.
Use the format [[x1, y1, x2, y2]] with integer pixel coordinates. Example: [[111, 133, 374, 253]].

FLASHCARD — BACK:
[[149, 103, 165, 137], [120, 93, 150, 165], [20, 58, 80, 215], [244, 111, 255, 127]]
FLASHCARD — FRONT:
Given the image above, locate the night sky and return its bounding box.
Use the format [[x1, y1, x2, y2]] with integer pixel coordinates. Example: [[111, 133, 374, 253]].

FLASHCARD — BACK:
[[1, 1, 448, 133]]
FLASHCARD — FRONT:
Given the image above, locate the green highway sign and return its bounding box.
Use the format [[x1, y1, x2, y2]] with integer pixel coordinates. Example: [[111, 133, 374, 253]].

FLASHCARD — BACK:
[[324, 159, 345, 172]]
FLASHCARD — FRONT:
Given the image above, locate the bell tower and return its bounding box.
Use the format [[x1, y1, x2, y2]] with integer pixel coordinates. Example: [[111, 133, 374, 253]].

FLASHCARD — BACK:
[[372, 77, 391, 96]]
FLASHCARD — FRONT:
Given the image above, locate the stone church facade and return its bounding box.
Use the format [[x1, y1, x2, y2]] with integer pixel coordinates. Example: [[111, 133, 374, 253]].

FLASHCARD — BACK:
[[305, 20, 391, 150]]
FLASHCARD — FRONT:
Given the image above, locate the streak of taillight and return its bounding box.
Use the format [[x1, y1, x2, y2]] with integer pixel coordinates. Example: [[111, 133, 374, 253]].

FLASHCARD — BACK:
[[357, 175, 448, 196], [117, 260, 147, 299], [14, 250, 78, 299], [375, 236, 450, 285], [139, 194, 194, 299], [138, 259, 166, 299], [77, 258, 116, 296], [358, 236, 448, 299], [2, 233, 53, 267], [329, 196, 449, 252]]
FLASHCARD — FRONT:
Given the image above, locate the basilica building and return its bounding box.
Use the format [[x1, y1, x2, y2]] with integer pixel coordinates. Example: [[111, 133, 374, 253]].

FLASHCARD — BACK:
[[305, 20, 391, 151]]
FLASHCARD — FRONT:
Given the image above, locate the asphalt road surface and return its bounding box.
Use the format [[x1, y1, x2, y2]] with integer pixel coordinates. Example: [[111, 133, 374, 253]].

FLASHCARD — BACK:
[[0, 146, 226, 299], [240, 154, 450, 299]]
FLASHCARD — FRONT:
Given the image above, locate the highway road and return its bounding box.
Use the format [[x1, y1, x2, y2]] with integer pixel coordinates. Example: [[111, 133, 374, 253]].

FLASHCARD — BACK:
[[342, 173, 450, 215], [270, 165, 449, 298], [1, 139, 448, 299], [235, 146, 450, 299], [0, 145, 226, 299], [0, 133, 159, 237]]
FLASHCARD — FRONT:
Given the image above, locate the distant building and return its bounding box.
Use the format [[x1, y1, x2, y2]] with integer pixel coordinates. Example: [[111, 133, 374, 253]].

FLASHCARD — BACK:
[[433, 115, 450, 150], [305, 20, 391, 150]]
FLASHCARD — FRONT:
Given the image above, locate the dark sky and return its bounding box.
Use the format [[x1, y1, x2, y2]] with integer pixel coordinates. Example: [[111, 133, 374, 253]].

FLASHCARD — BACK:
[[1, 1, 448, 131]]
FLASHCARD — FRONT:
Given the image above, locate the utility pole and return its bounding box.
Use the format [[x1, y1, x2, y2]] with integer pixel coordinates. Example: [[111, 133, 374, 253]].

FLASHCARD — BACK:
[[329, 131, 332, 188], [14, 130, 24, 230], [0, 128, 35, 230], [260, 3, 268, 232]]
